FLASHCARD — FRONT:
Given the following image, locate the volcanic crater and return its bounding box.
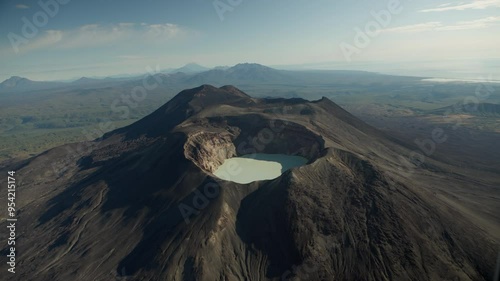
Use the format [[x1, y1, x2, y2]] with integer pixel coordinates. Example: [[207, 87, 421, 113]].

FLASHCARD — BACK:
[[183, 115, 325, 182]]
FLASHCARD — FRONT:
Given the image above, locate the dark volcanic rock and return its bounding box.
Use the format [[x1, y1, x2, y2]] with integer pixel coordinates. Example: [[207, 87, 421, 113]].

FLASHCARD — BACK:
[[0, 85, 499, 281]]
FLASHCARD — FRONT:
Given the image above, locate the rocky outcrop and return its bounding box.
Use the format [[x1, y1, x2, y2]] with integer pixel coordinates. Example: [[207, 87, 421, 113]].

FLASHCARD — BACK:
[[184, 132, 236, 173]]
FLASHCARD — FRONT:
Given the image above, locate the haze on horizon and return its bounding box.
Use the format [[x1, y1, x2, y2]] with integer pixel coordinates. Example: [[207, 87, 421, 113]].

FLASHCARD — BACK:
[[0, 0, 499, 81]]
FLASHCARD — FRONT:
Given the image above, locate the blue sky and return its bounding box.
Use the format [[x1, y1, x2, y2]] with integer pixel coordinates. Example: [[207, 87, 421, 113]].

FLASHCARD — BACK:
[[0, 0, 499, 81]]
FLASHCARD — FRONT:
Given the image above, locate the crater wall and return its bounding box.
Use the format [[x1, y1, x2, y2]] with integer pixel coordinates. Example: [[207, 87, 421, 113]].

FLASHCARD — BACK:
[[184, 117, 325, 175]]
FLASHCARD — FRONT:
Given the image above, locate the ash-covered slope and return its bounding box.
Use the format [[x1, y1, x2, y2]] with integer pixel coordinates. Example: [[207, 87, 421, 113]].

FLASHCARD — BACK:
[[1, 85, 499, 281]]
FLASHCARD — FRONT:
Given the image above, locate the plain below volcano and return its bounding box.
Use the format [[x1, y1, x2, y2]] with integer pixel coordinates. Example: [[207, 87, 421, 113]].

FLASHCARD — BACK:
[[213, 154, 308, 184]]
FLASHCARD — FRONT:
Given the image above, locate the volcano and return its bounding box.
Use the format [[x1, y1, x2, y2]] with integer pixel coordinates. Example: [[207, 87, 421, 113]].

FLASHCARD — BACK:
[[1, 85, 499, 281]]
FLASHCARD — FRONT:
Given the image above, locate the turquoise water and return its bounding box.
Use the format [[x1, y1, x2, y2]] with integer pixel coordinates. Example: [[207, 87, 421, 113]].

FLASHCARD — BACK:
[[214, 154, 308, 184]]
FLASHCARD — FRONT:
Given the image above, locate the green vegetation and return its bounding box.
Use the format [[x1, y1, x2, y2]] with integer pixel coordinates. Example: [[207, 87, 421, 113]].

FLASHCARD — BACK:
[[0, 84, 179, 161], [1, 75, 498, 162]]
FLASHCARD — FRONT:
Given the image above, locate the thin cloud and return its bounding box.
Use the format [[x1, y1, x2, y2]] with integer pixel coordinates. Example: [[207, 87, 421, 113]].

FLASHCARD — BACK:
[[20, 30, 63, 51], [7, 23, 187, 53], [382, 16, 500, 33], [438, 3, 453, 8], [381, 22, 443, 33], [438, 16, 500, 30], [420, 0, 500, 12], [63, 23, 183, 49], [15, 4, 29, 9]]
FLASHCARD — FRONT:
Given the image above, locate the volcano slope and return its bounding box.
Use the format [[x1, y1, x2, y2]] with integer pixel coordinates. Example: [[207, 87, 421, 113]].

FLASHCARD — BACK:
[[1, 85, 499, 281]]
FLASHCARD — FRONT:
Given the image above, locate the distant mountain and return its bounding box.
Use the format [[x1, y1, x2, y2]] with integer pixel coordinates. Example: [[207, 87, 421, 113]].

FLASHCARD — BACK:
[[169, 63, 210, 74], [0, 76, 64, 92], [0, 76, 36, 89], [430, 102, 500, 117], [151, 72, 191, 86], [0, 76, 32, 88], [72, 77, 103, 85], [187, 63, 296, 85], [227, 63, 281, 76], [185, 63, 405, 87]]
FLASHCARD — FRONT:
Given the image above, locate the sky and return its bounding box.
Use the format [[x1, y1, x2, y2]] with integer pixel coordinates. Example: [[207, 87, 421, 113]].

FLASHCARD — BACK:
[[0, 0, 499, 81]]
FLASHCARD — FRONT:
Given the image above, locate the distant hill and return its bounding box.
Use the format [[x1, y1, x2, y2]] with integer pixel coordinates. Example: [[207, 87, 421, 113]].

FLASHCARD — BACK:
[[0, 76, 64, 93], [430, 103, 500, 116], [0, 75, 140, 94], [169, 63, 210, 74], [212, 65, 230, 70], [0, 76, 31, 88], [71, 77, 103, 85], [70, 76, 129, 86]]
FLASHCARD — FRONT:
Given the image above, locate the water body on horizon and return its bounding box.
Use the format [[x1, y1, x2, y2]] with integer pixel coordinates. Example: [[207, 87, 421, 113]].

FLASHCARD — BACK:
[[214, 153, 308, 184]]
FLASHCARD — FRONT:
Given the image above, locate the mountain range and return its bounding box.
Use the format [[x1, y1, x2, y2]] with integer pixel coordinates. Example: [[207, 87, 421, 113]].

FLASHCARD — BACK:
[[0, 63, 420, 94]]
